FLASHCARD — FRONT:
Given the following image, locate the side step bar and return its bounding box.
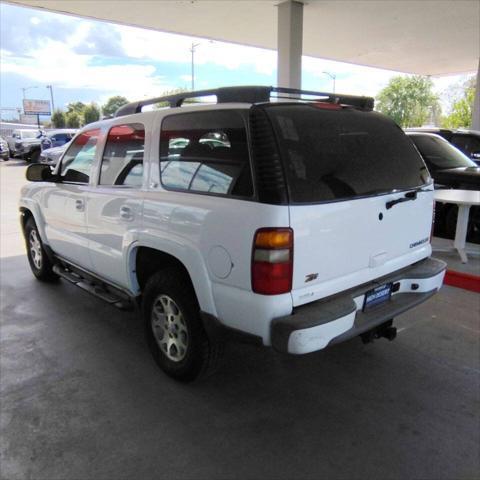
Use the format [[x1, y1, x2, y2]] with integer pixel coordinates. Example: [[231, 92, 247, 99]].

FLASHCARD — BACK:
[[53, 264, 135, 310]]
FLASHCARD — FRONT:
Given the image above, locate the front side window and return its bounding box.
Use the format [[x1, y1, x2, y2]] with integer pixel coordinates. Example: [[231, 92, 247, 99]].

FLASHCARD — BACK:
[[99, 123, 145, 187], [159, 110, 253, 198], [60, 129, 101, 183]]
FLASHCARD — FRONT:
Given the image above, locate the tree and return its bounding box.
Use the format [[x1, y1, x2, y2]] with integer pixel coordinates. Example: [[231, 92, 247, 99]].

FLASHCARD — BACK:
[[155, 88, 189, 108], [441, 77, 476, 129], [66, 111, 81, 128], [376, 75, 440, 128], [51, 109, 66, 128], [66, 101, 86, 116], [83, 103, 101, 125], [102, 96, 128, 117]]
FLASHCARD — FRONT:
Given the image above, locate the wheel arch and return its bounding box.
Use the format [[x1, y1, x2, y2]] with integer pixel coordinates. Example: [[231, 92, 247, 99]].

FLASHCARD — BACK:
[[130, 244, 216, 316], [19, 204, 48, 245]]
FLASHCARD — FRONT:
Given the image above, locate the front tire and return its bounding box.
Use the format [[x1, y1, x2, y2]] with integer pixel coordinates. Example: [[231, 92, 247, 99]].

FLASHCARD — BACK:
[[30, 150, 40, 163], [24, 217, 58, 282], [143, 268, 223, 382]]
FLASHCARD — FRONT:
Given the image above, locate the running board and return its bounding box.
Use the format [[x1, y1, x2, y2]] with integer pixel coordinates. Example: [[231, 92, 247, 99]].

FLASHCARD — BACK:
[[53, 264, 135, 310]]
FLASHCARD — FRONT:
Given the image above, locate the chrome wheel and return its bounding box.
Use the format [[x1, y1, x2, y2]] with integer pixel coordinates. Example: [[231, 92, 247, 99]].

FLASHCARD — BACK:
[[29, 230, 43, 270], [151, 294, 189, 362]]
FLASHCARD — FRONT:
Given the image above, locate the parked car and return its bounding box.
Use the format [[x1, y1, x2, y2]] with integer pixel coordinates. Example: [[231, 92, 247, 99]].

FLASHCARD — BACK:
[[40, 129, 77, 151], [7, 129, 43, 159], [0, 136, 9, 160], [406, 131, 480, 240], [406, 127, 480, 164], [20, 86, 446, 382], [39, 142, 70, 166]]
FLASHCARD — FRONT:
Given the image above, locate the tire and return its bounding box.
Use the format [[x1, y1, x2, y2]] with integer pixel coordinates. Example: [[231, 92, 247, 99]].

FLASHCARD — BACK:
[[143, 268, 223, 382], [24, 217, 58, 282], [30, 150, 40, 164]]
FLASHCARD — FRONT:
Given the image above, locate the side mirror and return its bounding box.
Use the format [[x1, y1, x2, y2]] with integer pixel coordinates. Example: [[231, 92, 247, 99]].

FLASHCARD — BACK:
[[471, 150, 480, 160], [26, 164, 55, 182]]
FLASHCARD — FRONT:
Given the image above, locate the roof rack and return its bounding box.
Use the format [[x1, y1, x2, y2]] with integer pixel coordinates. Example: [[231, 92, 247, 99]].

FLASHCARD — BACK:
[[114, 85, 374, 117]]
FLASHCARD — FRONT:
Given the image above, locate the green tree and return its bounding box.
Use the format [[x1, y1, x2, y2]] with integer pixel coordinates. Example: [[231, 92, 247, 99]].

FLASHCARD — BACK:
[[441, 77, 476, 129], [155, 88, 189, 108], [66, 101, 86, 116], [51, 109, 66, 128], [102, 96, 129, 117], [66, 111, 81, 128], [83, 103, 101, 125], [376, 75, 440, 128]]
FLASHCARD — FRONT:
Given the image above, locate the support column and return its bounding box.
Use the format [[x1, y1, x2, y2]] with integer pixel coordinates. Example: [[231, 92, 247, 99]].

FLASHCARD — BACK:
[[472, 58, 480, 130], [277, 1, 303, 89]]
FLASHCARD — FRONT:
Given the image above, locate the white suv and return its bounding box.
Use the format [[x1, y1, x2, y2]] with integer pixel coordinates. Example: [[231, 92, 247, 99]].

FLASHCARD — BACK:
[[20, 86, 446, 381]]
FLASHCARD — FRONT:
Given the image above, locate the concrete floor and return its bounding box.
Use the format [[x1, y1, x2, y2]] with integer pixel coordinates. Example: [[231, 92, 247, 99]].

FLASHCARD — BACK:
[[1, 159, 479, 480]]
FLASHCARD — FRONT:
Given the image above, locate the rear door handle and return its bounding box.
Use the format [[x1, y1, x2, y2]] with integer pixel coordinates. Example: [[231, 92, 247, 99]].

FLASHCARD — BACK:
[[120, 205, 133, 220], [75, 199, 84, 211]]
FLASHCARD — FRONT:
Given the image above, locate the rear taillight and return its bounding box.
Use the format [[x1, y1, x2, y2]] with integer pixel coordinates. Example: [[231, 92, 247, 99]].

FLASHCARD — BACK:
[[251, 228, 293, 295]]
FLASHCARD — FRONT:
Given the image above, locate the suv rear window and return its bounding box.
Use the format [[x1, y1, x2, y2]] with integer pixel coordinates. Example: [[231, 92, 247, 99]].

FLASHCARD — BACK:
[[263, 105, 429, 204]]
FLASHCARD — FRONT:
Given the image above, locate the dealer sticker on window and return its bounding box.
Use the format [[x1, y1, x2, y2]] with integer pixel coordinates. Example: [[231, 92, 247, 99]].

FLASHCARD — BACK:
[[363, 283, 393, 311]]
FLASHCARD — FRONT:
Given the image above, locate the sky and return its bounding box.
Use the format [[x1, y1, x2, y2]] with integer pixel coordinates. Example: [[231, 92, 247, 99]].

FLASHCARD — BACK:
[[0, 2, 475, 121]]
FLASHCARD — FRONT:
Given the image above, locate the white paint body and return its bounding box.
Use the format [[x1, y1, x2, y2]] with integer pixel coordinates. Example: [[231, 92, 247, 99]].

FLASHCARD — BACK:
[[20, 104, 442, 350]]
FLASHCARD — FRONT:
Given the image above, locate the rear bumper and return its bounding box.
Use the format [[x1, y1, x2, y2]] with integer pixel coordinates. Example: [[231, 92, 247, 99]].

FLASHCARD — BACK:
[[271, 257, 446, 354]]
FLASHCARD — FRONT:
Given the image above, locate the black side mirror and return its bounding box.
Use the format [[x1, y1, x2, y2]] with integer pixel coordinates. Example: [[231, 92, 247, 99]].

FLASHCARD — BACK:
[[471, 150, 480, 160], [26, 164, 55, 182]]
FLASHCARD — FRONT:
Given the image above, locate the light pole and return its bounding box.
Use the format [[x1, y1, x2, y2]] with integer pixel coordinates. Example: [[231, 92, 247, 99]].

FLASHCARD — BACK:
[[46, 85, 55, 113], [322, 71, 336, 95], [21, 85, 39, 100], [190, 42, 201, 91]]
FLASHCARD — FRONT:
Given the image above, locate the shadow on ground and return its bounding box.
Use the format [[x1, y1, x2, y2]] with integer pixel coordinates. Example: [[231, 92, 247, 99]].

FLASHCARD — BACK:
[[1, 254, 479, 480]]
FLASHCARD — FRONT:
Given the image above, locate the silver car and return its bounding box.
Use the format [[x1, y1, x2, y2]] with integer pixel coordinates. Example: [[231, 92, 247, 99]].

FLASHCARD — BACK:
[[39, 142, 69, 166], [0, 136, 9, 160]]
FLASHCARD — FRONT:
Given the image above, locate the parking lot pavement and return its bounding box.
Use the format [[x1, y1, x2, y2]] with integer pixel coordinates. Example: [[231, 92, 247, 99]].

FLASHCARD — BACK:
[[1, 160, 479, 480]]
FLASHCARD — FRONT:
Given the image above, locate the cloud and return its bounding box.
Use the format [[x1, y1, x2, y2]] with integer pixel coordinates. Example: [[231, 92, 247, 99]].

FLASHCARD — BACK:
[[71, 24, 125, 57], [118, 25, 276, 76], [1, 39, 173, 101]]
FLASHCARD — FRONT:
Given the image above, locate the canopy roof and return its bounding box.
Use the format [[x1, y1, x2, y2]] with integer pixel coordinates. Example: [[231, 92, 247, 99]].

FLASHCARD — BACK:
[[6, 0, 480, 76]]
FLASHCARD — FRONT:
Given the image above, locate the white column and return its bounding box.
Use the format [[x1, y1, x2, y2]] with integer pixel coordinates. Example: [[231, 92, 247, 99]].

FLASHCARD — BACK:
[[277, 0, 303, 89], [472, 58, 480, 130]]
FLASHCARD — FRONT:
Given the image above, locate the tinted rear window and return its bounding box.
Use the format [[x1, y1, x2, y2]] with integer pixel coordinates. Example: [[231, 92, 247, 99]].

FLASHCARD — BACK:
[[263, 105, 429, 203]]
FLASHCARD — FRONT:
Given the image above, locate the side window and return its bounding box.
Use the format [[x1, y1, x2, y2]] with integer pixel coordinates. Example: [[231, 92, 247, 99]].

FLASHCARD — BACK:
[[451, 135, 480, 156], [99, 123, 145, 187], [60, 129, 101, 184], [159, 110, 253, 197]]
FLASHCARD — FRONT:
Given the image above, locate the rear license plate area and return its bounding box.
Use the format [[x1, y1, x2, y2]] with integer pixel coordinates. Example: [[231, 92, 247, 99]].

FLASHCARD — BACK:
[[363, 283, 392, 311]]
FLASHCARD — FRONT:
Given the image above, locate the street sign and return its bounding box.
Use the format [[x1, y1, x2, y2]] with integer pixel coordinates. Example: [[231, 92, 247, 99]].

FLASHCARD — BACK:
[[23, 99, 51, 116]]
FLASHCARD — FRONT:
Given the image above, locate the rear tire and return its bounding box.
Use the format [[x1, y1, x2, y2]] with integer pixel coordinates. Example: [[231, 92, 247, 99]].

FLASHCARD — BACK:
[[143, 268, 223, 382], [24, 217, 58, 282]]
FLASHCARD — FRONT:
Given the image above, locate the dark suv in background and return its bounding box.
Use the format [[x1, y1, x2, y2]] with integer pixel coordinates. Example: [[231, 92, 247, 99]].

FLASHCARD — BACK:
[[406, 127, 480, 164], [407, 131, 480, 242]]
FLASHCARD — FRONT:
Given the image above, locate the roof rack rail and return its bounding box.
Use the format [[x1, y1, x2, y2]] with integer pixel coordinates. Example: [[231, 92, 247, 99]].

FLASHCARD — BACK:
[[114, 85, 374, 117]]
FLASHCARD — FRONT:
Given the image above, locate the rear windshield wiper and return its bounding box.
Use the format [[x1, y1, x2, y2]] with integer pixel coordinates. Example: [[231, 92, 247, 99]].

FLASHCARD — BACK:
[[385, 187, 430, 210]]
